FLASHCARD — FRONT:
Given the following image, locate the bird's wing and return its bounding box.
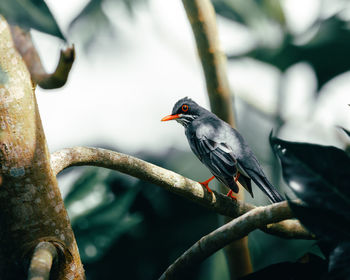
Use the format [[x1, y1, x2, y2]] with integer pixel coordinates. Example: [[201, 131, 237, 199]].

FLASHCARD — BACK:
[[237, 154, 283, 203], [190, 135, 240, 193]]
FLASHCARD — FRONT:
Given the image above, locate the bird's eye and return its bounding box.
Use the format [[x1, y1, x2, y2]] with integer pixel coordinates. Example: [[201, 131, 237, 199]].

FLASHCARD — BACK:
[[182, 104, 189, 112]]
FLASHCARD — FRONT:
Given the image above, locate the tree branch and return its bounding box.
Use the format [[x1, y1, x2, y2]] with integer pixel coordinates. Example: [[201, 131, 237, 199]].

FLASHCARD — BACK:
[[27, 242, 57, 280], [51, 147, 312, 239], [10, 25, 75, 89], [0, 17, 84, 278], [159, 201, 301, 280]]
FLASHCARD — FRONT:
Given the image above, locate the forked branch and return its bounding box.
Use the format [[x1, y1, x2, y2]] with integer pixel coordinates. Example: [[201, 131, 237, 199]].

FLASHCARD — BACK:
[[10, 26, 75, 89]]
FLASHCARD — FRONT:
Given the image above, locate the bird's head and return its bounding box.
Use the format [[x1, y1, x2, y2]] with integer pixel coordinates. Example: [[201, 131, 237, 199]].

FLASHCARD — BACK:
[[161, 97, 201, 127]]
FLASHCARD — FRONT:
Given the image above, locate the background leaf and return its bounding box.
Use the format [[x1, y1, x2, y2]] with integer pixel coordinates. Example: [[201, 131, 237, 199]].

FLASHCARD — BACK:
[[0, 0, 65, 40]]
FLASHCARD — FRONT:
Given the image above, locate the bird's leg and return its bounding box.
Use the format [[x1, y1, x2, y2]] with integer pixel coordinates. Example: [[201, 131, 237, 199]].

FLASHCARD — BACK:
[[226, 189, 236, 200], [226, 172, 240, 200], [198, 176, 215, 193]]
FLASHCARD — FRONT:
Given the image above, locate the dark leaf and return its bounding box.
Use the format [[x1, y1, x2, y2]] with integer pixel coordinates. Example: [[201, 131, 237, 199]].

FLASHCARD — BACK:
[[270, 136, 350, 241], [288, 201, 350, 241], [328, 242, 350, 280], [0, 0, 65, 40], [239, 253, 327, 280]]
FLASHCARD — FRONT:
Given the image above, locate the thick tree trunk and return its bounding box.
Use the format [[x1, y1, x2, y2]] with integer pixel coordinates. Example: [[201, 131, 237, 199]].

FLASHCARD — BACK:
[[0, 16, 84, 279]]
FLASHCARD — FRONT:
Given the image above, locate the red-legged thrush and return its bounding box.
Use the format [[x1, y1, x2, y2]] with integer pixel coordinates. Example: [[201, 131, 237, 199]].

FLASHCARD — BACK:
[[161, 97, 284, 203]]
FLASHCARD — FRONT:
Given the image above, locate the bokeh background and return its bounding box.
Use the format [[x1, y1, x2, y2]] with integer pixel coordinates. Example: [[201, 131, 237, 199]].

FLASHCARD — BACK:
[[27, 0, 350, 278]]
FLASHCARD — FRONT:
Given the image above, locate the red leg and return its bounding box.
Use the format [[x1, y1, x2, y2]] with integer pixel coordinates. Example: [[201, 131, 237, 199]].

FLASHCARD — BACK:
[[226, 172, 240, 200], [199, 176, 215, 193], [226, 189, 237, 200]]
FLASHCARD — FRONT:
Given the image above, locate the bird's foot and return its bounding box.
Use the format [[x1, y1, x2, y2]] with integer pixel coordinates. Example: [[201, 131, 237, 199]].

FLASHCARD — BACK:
[[198, 176, 215, 193], [226, 189, 237, 200]]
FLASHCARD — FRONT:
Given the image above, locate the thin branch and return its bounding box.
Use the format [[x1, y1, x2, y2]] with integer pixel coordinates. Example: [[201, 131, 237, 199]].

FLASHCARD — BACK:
[[159, 201, 300, 280], [10, 26, 75, 89], [27, 242, 57, 280], [51, 147, 312, 239]]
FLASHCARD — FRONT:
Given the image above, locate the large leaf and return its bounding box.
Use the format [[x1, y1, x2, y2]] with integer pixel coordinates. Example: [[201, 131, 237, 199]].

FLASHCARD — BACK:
[[271, 136, 350, 279], [270, 136, 350, 241], [0, 0, 65, 40]]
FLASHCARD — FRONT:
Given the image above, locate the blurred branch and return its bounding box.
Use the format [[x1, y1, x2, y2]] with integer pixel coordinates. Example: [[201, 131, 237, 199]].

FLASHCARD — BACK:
[[51, 147, 313, 239], [181, 0, 249, 277], [10, 26, 75, 89], [182, 0, 235, 125], [159, 200, 298, 280], [27, 242, 57, 280]]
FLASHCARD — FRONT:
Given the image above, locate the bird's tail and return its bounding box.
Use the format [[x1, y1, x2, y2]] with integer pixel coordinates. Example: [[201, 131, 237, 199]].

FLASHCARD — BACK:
[[255, 174, 284, 203]]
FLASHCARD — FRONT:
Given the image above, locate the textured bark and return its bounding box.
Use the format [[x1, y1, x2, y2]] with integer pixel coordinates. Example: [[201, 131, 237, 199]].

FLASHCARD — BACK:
[[0, 17, 84, 279], [51, 147, 313, 240], [10, 26, 75, 89], [181, 0, 251, 277]]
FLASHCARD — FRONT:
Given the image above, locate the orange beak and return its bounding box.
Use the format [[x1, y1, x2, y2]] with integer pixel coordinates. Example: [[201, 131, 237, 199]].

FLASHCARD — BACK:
[[161, 114, 180, 122]]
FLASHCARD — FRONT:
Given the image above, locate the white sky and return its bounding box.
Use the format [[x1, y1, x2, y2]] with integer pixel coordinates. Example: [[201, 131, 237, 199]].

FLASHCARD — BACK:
[[34, 0, 349, 159]]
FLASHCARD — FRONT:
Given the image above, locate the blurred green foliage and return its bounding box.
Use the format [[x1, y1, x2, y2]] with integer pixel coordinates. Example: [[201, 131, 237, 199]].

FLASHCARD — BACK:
[[68, 0, 147, 51], [64, 167, 142, 263], [213, 0, 350, 90], [0, 0, 65, 39]]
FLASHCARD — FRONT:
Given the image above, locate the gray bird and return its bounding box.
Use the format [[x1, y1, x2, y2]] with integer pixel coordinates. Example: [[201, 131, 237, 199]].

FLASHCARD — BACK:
[[161, 97, 283, 203]]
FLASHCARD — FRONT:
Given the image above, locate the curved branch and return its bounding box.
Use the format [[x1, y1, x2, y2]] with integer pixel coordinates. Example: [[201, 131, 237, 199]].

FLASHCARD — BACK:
[[10, 26, 75, 89], [51, 147, 312, 239], [159, 201, 302, 280], [27, 242, 57, 280]]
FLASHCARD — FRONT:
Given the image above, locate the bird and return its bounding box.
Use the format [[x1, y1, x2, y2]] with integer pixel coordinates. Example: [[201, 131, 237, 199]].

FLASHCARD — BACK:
[[161, 97, 284, 203]]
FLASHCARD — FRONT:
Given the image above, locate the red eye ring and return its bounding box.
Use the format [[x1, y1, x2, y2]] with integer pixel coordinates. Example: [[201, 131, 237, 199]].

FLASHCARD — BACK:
[[182, 104, 189, 112]]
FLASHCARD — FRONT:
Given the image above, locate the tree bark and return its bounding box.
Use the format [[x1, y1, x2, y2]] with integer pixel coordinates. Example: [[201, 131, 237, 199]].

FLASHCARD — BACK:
[[0, 16, 84, 279]]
